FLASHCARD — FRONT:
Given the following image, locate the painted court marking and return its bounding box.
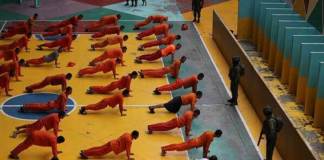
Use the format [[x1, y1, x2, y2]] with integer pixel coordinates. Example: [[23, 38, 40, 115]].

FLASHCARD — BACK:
[[193, 23, 263, 159]]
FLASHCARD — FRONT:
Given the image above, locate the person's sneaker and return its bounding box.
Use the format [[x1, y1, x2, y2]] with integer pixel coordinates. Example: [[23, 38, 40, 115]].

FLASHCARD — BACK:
[[146, 130, 152, 134], [197, 19, 200, 23], [136, 36, 142, 40], [192, 19, 196, 22], [25, 88, 33, 93], [227, 99, 233, 103], [138, 46, 144, 51], [18, 107, 25, 113], [9, 154, 19, 159], [36, 46, 43, 50], [153, 89, 161, 95], [148, 106, 155, 114], [10, 131, 18, 138], [80, 151, 88, 159], [133, 27, 139, 30], [138, 71, 144, 78], [86, 88, 93, 94], [134, 58, 142, 64], [90, 45, 95, 51], [79, 107, 87, 115], [161, 149, 166, 156]]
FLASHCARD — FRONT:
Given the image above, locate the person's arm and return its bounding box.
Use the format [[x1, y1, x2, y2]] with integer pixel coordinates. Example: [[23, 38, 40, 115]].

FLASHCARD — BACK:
[[61, 80, 66, 91], [112, 65, 117, 79], [203, 141, 211, 158], [55, 59, 59, 68], [185, 121, 192, 137], [191, 101, 195, 111], [53, 122, 59, 137], [192, 84, 197, 93], [126, 141, 132, 160], [126, 78, 131, 91], [119, 100, 126, 116], [121, 55, 126, 66], [51, 141, 58, 158]]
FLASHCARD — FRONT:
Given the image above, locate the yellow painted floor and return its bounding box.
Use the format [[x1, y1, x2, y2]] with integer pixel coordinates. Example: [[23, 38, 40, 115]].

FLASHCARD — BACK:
[[0, 34, 188, 160], [182, 1, 282, 159]]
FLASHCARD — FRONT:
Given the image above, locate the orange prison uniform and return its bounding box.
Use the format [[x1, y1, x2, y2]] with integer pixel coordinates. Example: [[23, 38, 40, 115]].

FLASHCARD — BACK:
[[26, 74, 67, 91], [86, 15, 118, 31], [0, 50, 18, 62], [2, 23, 30, 38], [23, 92, 68, 112], [0, 61, 18, 80], [0, 72, 10, 95], [78, 59, 116, 77], [137, 23, 170, 39], [43, 25, 73, 37], [157, 75, 198, 92], [41, 34, 72, 50], [142, 33, 177, 49], [137, 44, 176, 61], [162, 131, 214, 154], [84, 93, 124, 112], [24, 113, 61, 136], [91, 25, 122, 38], [10, 130, 59, 157], [83, 133, 133, 158], [17, 35, 30, 51], [48, 16, 79, 30], [169, 59, 181, 78], [90, 48, 123, 65], [148, 111, 193, 136], [0, 41, 18, 50], [90, 75, 131, 94], [135, 15, 168, 28], [92, 35, 124, 49], [141, 67, 170, 78]]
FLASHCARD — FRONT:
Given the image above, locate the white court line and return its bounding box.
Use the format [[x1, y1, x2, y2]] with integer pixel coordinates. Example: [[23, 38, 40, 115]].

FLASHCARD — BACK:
[[0, 20, 7, 32], [193, 24, 263, 159], [0, 20, 191, 22]]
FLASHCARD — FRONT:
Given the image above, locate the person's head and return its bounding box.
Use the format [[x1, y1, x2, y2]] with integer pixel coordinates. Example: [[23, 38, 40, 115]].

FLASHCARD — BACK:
[[58, 111, 66, 119], [131, 130, 139, 140], [129, 71, 138, 79], [19, 59, 25, 66], [33, 13, 38, 19], [120, 25, 125, 31], [57, 136, 65, 144], [72, 34, 78, 40], [232, 56, 240, 66], [65, 86, 72, 95], [15, 48, 20, 54], [58, 47, 64, 53], [122, 89, 130, 97], [168, 24, 173, 29], [180, 56, 187, 63], [193, 109, 200, 118], [196, 91, 203, 99], [263, 106, 272, 118], [197, 73, 204, 80], [122, 46, 127, 53], [116, 14, 121, 19], [214, 129, 222, 137], [26, 32, 32, 38], [65, 73, 72, 80], [175, 43, 182, 50], [176, 35, 181, 40], [209, 155, 218, 160], [123, 35, 129, 41], [77, 14, 83, 20]]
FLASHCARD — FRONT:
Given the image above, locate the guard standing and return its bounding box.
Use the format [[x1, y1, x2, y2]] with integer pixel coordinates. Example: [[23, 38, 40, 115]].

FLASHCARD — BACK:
[[192, 0, 204, 23], [227, 57, 244, 106]]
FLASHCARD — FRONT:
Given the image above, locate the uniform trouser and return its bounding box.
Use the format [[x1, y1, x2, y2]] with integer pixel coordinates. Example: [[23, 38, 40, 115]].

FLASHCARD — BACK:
[[42, 41, 61, 48], [157, 79, 183, 91], [135, 19, 151, 28], [137, 29, 154, 39], [141, 67, 169, 78], [148, 118, 178, 131], [92, 40, 109, 48], [11, 137, 33, 156], [78, 67, 102, 76], [162, 139, 198, 151], [23, 102, 55, 112], [137, 51, 162, 61], [230, 81, 238, 103], [90, 82, 119, 94], [83, 142, 112, 157], [266, 135, 277, 160], [193, 8, 201, 20], [26, 78, 50, 91], [142, 39, 163, 48], [126, 0, 137, 6], [26, 56, 45, 65]]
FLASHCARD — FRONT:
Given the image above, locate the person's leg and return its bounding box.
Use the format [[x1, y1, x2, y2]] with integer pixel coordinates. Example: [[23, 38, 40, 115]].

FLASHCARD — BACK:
[[83, 143, 112, 157], [90, 54, 108, 66], [148, 118, 178, 132], [230, 82, 238, 105], [78, 67, 100, 77], [140, 39, 163, 49], [134, 19, 151, 29], [91, 31, 106, 39], [89, 83, 116, 94], [141, 68, 169, 78], [92, 40, 109, 49], [134, 0, 138, 7], [137, 51, 162, 61], [10, 137, 33, 157], [197, 8, 201, 23], [125, 0, 129, 6], [25, 78, 50, 92], [22, 103, 51, 112], [137, 29, 155, 39], [266, 136, 276, 160], [26, 57, 45, 65]]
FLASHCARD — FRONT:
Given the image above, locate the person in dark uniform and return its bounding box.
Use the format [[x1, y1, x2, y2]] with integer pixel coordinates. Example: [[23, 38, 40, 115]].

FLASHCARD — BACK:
[[227, 57, 244, 106], [125, 0, 138, 7], [258, 106, 283, 160], [192, 0, 204, 23]]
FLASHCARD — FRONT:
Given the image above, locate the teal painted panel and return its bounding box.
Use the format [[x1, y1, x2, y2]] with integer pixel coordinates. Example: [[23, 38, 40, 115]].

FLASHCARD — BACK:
[[283, 26, 318, 59], [264, 9, 298, 38], [291, 35, 324, 68], [316, 62, 324, 98], [258, 3, 290, 30], [307, 52, 324, 88], [239, 0, 254, 18], [299, 43, 324, 77], [270, 14, 302, 42], [253, 0, 284, 21]]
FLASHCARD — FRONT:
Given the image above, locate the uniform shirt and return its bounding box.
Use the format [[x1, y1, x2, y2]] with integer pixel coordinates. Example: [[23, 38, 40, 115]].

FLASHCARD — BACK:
[[101, 15, 118, 25], [103, 48, 123, 59], [150, 15, 168, 23], [46, 74, 66, 86], [44, 50, 60, 62], [153, 23, 170, 35], [118, 75, 131, 90], [169, 59, 181, 78], [60, 35, 73, 49], [103, 93, 124, 109], [107, 35, 123, 44], [181, 93, 197, 110], [182, 75, 199, 88], [0, 62, 15, 74], [161, 34, 177, 45], [68, 16, 79, 26], [161, 44, 176, 57], [32, 113, 60, 136], [110, 133, 133, 155], [28, 130, 58, 156], [177, 111, 194, 136], [52, 92, 68, 112], [102, 25, 121, 35], [17, 36, 29, 49], [97, 59, 116, 73]]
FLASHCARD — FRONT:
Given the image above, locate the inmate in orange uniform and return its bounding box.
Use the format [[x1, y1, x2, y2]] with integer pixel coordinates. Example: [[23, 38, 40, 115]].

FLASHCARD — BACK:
[[140, 58, 182, 78], [0, 41, 18, 51], [0, 49, 18, 62], [148, 111, 195, 136], [161, 131, 218, 157], [25, 74, 69, 92], [80, 93, 125, 116], [42, 25, 73, 37], [21, 91, 68, 112], [14, 113, 62, 136], [91, 25, 123, 38], [91, 35, 127, 50], [156, 75, 200, 93], [46, 15, 82, 31], [136, 44, 177, 62], [88, 75, 132, 94], [89, 48, 126, 66], [134, 15, 168, 29], [17, 35, 31, 51], [139, 33, 180, 50], [10, 130, 62, 158], [78, 59, 117, 78], [0, 72, 11, 96], [81, 132, 133, 158], [136, 23, 172, 40], [1, 22, 30, 39], [0, 61, 19, 81], [38, 34, 75, 51], [86, 14, 120, 31]]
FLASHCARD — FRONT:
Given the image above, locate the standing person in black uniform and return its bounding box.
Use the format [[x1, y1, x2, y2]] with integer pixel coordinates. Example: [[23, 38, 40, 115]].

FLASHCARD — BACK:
[[125, 0, 138, 7], [227, 57, 244, 106], [192, 0, 204, 23], [258, 106, 283, 160]]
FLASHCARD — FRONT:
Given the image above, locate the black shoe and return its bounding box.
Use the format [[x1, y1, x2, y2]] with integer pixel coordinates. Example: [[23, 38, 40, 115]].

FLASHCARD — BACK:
[[18, 107, 25, 113], [79, 107, 87, 115], [80, 151, 88, 159], [138, 71, 144, 78], [90, 45, 95, 51], [86, 88, 93, 94], [125, 3, 129, 6], [153, 89, 161, 95], [9, 154, 19, 159], [138, 46, 144, 51], [134, 58, 142, 64], [227, 99, 233, 103], [192, 19, 196, 22], [36, 46, 43, 50], [25, 88, 33, 93], [149, 106, 155, 113], [197, 19, 200, 23]]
